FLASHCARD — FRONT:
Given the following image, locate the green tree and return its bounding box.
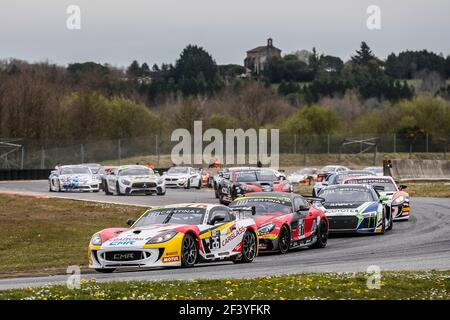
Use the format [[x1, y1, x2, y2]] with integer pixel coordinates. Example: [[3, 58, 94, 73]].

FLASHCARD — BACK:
[[174, 45, 220, 95]]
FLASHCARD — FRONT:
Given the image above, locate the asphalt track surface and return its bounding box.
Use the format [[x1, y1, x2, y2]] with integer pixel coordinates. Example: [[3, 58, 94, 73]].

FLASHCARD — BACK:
[[0, 180, 449, 290]]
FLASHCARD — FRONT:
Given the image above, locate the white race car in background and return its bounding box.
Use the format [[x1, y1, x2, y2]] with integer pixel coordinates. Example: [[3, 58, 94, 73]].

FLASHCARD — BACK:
[[49, 165, 101, 192], [162, 167, 202, 189], [104, 165, 166, 196]]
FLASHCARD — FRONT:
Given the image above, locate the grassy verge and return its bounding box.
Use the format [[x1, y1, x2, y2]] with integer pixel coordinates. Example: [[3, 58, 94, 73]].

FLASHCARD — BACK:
[[1, 271, 449, 300], [294, 182, 450, 198], [0, 194, 144, 277]]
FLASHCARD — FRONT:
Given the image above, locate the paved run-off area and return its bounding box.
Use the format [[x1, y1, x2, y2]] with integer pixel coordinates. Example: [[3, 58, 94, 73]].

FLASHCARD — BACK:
[[0, 180, 449, 290]]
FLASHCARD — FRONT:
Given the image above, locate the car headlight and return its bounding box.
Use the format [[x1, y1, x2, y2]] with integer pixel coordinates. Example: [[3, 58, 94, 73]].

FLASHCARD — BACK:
[[241, 185, 253, 192], [258, 223, 276, 235], [361, 211, 377, 218], [121, 179, 131, 185], [146, 231, 178, 244], [90, 233, 102, 246], [392, 196, 407, 205], [157, 178, 164, 185]]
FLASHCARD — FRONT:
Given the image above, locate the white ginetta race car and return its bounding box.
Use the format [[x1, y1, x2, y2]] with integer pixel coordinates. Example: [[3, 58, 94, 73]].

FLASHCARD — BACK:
[[103, 165, 166, 196], [162, 167, 202, 189], [88, 203, 258, 272], [49, 165, 101, 192]]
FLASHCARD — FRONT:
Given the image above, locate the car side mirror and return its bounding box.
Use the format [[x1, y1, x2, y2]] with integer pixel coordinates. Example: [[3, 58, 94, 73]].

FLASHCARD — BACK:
[[210, 214, 226, 225], [126, 219, 135, 226], [399, 184, 407, 190], [296, 205, 309, 212]]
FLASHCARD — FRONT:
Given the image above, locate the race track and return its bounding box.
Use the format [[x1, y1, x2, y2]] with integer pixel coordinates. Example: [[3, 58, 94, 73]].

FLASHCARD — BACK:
[[0, 180, 450, 290]]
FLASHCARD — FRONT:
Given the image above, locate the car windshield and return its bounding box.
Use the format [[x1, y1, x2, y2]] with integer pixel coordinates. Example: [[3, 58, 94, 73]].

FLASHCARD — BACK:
[[256, 170, 277, 181], [230, 198, 292, 215], [119, 168, 152, 176], [133, 207, 206, 227], [344, 178, 397, 192], [60, 167, 91, 175], [236, 171, 258, 182], [236, 170, 276, 182], [335, 171, 373, 184], [297, 168, 315, 175], [168, 167, 189, 174], [321, 166, 337, 172], [319, 187, 374, 203]]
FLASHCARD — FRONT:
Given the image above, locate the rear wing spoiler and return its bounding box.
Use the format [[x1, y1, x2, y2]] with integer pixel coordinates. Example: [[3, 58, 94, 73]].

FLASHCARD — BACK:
[[302, 196, 325, 204], [230, 206, 256, 217]]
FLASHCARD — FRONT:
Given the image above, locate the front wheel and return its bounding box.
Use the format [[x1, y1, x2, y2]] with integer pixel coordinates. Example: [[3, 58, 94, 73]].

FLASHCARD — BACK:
[[309, 220, 328, 249], [181, 234, 198, 267], [184, 180, 191, 190], [116, 182, 124, 196], [277, 226, 290, 254], [235, 230, 257, 263]]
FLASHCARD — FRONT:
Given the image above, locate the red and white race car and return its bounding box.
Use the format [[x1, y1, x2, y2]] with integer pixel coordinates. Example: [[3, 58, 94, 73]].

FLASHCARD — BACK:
[[88, 203, 259, 273], [219, 168, 293, 205], [230, 192, 328, 253]]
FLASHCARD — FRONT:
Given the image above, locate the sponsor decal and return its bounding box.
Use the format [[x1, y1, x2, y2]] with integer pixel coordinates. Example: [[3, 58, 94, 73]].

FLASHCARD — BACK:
[[163, 256, 179, 263], [222, 226, 246, 247], [108, 239, 140, 246]]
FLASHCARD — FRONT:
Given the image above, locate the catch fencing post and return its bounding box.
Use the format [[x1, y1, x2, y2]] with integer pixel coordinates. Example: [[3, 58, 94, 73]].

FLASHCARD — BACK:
[[294, 134, 297, 154], [40, 147, 45, 169], [21, 147, 24, 169], [118, 139, 121, 166], [327, 135, 330, 155], [426, 133, 429, 153], [80, 144, 85, 163], [393, 133, 396, 153]]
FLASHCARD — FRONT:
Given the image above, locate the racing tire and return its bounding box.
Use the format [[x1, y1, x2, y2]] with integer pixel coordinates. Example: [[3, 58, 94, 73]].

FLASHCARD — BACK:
[[157, 190, 166, 196], [181, 234, 198, 268], [219, 195, 228, 205], [116, 182, 124, 196], [104, 181, 113, 195], [234, 230, 257, 264], [184, 180, 191, 190], [214, 184, 219, 199], [95, 268, 115, 273], [277, 225, 290, 254], [385, 206, 393, 231], [49, 182, 54, 192], [379, 212, 386, 235], [309, 220, 328, 249], [57, 181, 62, 192], [196, 180, 202, 189]]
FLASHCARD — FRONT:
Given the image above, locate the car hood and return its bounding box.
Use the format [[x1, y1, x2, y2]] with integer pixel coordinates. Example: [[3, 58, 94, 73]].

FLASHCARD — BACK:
[[102, 224, 184, 248], [60, 174, 93, 180], [254, 213, 290, 226], [164, 173, 190, 178], [119, 175, 158, 181]]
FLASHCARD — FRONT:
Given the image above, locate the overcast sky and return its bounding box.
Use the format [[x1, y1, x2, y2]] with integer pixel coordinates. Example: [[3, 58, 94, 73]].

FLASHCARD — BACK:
[[0, 0, 449, 67]]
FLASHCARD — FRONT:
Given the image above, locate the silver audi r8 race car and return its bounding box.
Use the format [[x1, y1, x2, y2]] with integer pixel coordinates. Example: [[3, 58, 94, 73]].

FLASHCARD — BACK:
[[49, 165, 101, 192], [103, 165, 166, 196], [162, 167, 202, 189]]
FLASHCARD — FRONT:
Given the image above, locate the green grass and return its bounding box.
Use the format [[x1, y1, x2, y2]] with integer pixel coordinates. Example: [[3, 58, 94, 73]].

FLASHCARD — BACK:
[[1, 271, 449, 300], [0, 195, 144, 277]]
